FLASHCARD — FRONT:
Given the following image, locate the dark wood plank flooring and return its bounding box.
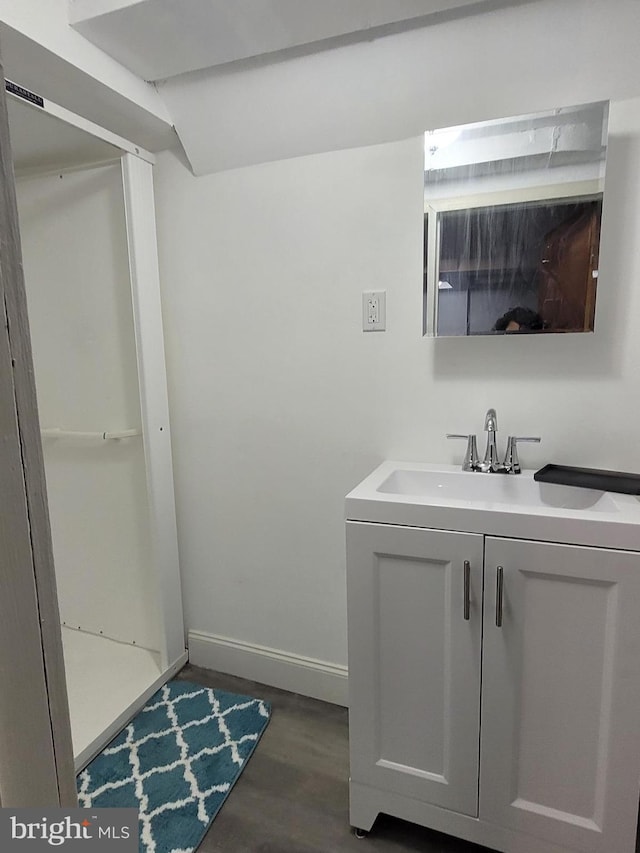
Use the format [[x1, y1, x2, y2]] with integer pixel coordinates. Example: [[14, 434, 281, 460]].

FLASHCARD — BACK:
[[176, 664, 487, 853]]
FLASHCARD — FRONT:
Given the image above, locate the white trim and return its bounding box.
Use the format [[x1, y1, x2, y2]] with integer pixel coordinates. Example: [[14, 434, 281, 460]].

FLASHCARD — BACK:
[[424, 205, 439, 337], [74, 651, 189, 772], [188, 630, 349, 707], [15, 158, 122, 182], [6, 80, 155, 163], [121, 154, 186, 671]]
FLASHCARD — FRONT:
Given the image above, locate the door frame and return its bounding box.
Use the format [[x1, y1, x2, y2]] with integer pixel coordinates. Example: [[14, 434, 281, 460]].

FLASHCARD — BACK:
[[0, 58, 76, 806]]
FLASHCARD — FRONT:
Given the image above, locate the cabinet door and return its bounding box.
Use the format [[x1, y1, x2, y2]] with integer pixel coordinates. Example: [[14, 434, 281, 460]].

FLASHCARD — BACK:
[[346, 522, 483, 816], [481, 537, 640, 852]]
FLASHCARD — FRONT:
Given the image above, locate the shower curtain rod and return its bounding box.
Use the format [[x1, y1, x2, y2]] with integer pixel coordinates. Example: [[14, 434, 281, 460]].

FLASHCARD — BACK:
[[41, 428, 142, 441]]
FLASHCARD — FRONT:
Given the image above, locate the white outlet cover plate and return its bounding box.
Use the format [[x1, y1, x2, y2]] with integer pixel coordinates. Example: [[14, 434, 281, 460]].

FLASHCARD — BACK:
[[362, 291, 386, 331]]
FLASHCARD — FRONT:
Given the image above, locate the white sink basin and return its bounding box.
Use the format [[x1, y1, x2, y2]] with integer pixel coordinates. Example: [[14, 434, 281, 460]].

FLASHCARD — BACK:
[[377, 467, 616, 511], [346, 462, 640, 550]]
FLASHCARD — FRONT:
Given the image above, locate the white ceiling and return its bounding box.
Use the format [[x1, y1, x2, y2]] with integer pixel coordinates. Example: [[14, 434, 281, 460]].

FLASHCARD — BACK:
[[64, 0, 536, 175], [0, 19, 177, 154], [69, 0, 490, 82]]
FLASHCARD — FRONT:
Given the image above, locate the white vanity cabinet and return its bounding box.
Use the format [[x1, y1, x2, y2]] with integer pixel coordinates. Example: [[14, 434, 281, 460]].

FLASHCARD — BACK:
[[346, 523, 484, 817], [346, 520, 640, 853]]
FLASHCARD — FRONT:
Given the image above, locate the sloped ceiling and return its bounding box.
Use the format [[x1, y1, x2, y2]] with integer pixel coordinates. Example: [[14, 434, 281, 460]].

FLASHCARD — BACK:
[[0, 19, 176, 153], [68, 0, 533, 175], [69, 0, 494, 81]]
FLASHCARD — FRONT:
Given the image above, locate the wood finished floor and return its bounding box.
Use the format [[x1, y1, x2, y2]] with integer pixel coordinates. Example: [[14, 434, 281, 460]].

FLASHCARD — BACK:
[[176, 664, 487, 853]]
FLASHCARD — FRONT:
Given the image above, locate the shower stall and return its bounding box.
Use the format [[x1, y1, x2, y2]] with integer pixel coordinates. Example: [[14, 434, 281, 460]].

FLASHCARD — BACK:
[[6, 82, 187, 772]]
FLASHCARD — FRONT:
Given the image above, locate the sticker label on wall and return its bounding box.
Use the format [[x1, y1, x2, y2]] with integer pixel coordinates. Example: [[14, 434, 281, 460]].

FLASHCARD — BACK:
[[5, 80, 44, 108]]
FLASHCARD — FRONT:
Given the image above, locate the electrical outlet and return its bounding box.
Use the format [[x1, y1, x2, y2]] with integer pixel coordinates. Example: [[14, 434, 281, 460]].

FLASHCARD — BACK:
[[362, 291, 386, 331]]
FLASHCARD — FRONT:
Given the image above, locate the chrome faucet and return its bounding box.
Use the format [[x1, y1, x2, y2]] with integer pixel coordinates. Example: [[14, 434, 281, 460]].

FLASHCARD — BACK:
[[479, 408, 501, 473], [447, 408, 540, 474]]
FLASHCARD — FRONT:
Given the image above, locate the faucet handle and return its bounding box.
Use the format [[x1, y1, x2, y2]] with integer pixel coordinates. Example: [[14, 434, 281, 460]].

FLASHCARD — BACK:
[[503, 435, 541, 474], [447, 434, 479, 472]]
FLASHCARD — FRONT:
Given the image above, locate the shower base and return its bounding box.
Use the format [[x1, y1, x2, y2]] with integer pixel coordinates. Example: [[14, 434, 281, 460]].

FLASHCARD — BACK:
[[61, 625, 163, 771]]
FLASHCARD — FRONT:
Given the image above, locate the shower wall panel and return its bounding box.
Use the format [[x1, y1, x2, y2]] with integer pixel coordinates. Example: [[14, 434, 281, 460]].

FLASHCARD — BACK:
[[16, 163, 160, 651]]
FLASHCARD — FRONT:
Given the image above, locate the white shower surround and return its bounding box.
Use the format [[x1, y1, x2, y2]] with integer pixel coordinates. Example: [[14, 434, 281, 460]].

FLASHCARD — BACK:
[[14, 95, 186, 767]]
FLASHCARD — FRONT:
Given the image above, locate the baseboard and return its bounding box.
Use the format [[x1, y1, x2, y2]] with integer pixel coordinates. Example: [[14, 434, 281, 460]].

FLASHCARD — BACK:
[[188, 630, 348, 706]]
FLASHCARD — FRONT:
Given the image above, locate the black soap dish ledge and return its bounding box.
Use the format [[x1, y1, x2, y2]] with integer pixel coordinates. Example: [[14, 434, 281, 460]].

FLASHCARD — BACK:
[[534, 464, 640, 496]]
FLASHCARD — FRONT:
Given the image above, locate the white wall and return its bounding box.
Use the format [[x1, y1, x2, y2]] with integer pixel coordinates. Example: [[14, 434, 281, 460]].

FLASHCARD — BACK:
[[153, 3, 640, 701], [17, 164, 160, 651], [154, 93, 640, 697]]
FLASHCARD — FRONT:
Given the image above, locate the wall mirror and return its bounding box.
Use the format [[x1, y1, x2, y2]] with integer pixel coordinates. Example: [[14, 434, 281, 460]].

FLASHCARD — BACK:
[[423, 101, 609, 337]]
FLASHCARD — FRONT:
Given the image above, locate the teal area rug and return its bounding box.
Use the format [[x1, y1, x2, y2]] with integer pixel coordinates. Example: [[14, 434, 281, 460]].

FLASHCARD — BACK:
[[77, 679, 271, 853]]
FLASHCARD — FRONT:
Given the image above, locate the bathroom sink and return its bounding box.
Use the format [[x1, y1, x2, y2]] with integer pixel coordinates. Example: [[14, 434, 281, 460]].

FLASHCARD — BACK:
[[346, 461, 640, 550], [376, 467, 615, 511]]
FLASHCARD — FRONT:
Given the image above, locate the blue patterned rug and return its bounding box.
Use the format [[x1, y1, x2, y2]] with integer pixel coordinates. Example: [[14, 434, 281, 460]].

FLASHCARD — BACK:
[[77, 679, 271, 853]]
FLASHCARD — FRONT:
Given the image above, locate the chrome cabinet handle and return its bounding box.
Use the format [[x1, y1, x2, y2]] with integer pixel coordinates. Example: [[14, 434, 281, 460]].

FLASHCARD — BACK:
[[463, 560, 470, 621], [496, 566, 504, 627]]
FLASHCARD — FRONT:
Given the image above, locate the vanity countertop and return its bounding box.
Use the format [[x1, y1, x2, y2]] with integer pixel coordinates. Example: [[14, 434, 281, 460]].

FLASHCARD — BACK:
[[346, 461, 640, 551]]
